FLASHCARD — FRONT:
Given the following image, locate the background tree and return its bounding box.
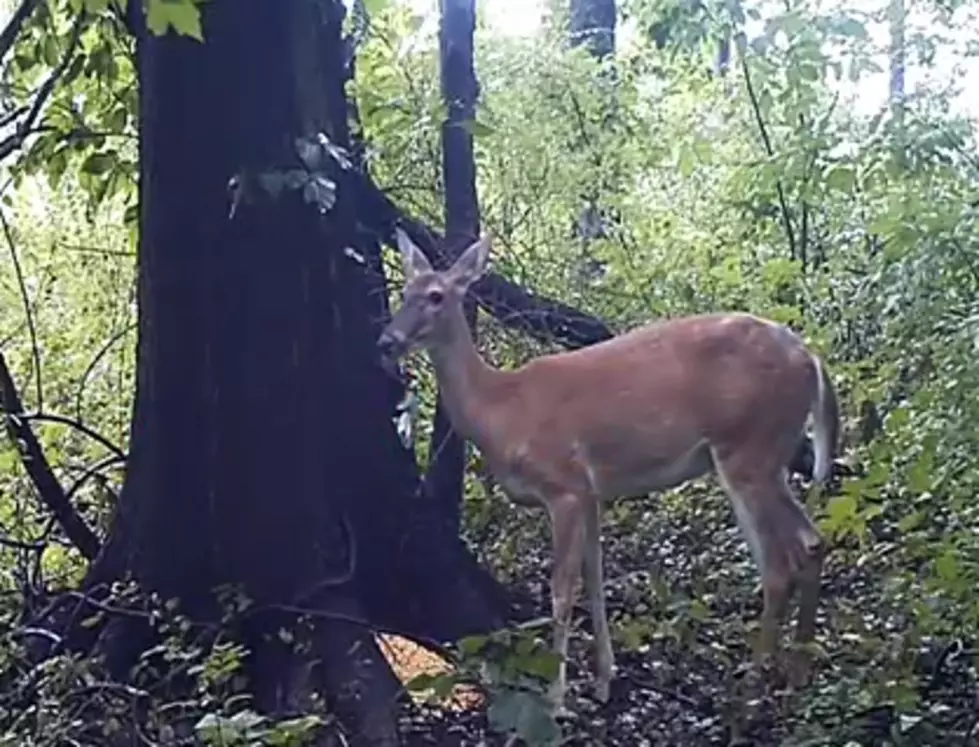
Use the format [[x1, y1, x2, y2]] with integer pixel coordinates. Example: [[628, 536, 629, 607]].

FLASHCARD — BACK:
[[424, 0, 484, 531]]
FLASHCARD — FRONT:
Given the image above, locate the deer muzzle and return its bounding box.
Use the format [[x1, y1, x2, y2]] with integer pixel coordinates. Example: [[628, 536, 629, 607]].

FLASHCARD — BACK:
[[376, 329, 407, 375]]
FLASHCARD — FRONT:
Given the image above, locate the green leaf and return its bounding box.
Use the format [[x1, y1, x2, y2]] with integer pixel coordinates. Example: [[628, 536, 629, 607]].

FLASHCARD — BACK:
[[432, 673, 456, 699], [836, 17, 868, 40], [146, 0, 204, 41], [41, 36, 59, 67], [404, 672, 437, 691], [514, 649, 561, 681], [935, 547, 959, 584], [459, 118, 495, 138], [458, 634, 488, 656], [798, 63, 820, 81], [677, 145, 695, 177], [688, 598, 710, 623], [363, 0, 390, 17], [47, 149, 69, 189], [107, 105, 129, 133], [897, 510, 923, 533], [81, 151, 118, 175], [907, 437, 936, 494], [488, 689, 560, 746], [825, 164, 856, 193], [823, 494, 857, 535]]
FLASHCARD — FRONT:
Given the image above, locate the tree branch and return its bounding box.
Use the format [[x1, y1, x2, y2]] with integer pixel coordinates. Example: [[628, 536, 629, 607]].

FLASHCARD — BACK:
[[0, 13, 85, 164], [350, 170, 613, 349], [0, 0, 41, 64], [736, 34, 797, 262], [20, 412, 127, 462], [0, 207, 42, 411], [425, 0, 482, 527], [0, 351, 101, 562]]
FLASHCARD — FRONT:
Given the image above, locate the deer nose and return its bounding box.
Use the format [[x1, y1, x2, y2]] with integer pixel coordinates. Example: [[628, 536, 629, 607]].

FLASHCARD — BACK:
[[377, 330, 405, 358]]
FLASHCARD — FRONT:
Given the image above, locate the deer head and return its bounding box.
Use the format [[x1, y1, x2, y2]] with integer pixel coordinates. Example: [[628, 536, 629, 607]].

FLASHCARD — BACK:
[[377, 229, 490, 372]]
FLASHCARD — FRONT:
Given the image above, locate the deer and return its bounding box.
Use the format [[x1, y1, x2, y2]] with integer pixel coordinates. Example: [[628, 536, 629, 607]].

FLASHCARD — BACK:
[[377, 229, 840, 714]]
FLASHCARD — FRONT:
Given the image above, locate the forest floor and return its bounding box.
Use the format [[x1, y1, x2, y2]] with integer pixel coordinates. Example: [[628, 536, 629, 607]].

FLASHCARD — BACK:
[[388, 479, 979, 746]]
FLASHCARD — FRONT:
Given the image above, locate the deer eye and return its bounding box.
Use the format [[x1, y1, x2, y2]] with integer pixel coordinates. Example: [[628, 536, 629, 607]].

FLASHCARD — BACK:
[[427, 289, 444, 305]]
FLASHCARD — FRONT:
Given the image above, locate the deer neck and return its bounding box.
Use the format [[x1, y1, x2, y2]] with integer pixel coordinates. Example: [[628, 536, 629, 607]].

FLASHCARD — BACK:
[[427, 303, 500, 443]]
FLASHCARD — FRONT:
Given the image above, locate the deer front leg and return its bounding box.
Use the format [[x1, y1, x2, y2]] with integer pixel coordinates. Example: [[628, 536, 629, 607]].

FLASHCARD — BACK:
[[547, 494, 587, 715], [582, 499, 614, 703]]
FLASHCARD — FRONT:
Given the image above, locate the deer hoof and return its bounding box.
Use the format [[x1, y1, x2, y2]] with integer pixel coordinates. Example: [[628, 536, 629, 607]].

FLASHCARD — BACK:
[[548, 683, 572, 719], [594, 678, 611, 704], [787, 649, 813, 689]]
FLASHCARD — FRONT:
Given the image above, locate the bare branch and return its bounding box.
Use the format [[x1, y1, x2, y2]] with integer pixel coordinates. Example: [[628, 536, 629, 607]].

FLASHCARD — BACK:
[[736, 34, 798, 262], [74, 321, 136, 422], [0, 0, 41, 65], [0, 207, 41, 411], [21, 412, 127, 461], [351, 169, 613, 349], [0, 13, 85, 163], [65, 453, 125, 503], [0, 351, 101, 561]]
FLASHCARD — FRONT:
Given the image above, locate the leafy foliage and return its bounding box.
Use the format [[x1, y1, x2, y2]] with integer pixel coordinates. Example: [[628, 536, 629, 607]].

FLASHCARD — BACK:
[[406, 627, 562, 746]]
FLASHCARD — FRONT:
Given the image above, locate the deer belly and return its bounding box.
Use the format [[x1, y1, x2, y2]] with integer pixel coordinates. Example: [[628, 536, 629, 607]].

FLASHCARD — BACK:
[[596, 440, 714, 498]]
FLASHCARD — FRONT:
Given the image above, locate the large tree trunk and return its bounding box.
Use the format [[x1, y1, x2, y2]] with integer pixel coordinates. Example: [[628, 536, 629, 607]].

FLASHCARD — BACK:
[[66, 1, 510, 743]]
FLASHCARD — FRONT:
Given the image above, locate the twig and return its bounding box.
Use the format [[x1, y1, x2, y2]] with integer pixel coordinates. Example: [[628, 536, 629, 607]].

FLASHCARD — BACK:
[[0, 13, 85, 163], [374, 206, 613, 349], [0, 531, 45, 551], [0, 105, 28, 131], [20, 412, 126, 461], [626, 673, 706, 710], [58, 243, 136, 258], [0, 351, 101, 561], [0, 0, 41, 64], [65, 453, 126, 502], [268, 602, 461, 666], [736, 34, 797, 261], [0, 207, 42, 411], [73, 321, 136, 422]]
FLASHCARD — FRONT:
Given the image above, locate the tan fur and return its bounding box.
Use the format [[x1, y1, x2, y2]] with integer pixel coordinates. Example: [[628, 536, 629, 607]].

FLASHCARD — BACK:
[[378, 231, 840, 712]]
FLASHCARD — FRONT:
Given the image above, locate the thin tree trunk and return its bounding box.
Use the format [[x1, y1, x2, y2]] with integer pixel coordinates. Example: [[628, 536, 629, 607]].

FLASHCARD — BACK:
[[888, 0, 906, 128], [424, 0, 483, 532]]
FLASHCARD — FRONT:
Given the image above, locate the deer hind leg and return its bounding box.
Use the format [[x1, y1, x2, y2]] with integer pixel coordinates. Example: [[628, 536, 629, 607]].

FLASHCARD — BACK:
[[789, 514, 824, 686], [546, 493, 588, 714], [714, 452, 824, 680], [582, 499, 614, 703]]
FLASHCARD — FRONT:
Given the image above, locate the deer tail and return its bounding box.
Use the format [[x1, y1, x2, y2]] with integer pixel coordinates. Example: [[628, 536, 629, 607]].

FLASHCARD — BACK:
[[810, 354, 840, 484]]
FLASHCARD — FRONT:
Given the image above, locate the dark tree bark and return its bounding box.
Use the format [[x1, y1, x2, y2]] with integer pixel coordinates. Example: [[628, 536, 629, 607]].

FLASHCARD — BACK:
[[54, 1, 512, 743], [568, 0, 617, 278], [0, 352, 101, 562], [570, 0, 615, 58], [423, 0, 482, 533]]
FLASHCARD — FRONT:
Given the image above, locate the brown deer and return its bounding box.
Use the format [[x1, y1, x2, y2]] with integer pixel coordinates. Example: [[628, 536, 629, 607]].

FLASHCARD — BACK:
[[377, 230, 840, 713]]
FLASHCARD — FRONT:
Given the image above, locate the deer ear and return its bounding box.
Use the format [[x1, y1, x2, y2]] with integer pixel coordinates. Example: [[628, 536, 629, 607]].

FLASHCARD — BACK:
[[448, 234, 491, 291], [395, 228, 433, 281]]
